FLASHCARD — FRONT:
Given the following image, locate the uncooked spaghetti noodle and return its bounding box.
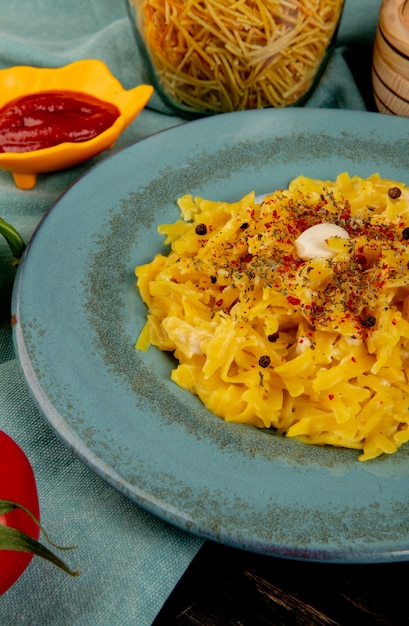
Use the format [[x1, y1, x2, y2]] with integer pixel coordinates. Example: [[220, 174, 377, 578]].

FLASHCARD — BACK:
[[130, 0, 344, 112]]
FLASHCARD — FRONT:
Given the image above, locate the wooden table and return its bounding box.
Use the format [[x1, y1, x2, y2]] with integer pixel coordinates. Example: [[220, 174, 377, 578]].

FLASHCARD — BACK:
[[154, 540, 408, 625]]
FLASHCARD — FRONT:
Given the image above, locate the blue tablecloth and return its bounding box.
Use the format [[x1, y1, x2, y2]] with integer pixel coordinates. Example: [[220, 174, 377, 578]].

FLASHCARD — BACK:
[[0, 1, 383, 623]]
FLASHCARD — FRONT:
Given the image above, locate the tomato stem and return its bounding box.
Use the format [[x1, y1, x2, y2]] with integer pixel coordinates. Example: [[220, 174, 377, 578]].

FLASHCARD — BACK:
[[0, 218, 26, 259], [0, 499, 80, 577]]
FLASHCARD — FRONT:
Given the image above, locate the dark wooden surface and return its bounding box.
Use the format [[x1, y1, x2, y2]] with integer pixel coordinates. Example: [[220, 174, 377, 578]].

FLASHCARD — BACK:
[[153, 540, 408, 625]]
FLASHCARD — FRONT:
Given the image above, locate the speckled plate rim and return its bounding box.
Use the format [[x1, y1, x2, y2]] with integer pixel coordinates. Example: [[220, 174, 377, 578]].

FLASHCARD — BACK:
[[12, 107, 409, 564]]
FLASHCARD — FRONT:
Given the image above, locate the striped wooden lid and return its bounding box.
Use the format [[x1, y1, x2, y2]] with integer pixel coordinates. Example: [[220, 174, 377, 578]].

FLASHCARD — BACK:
[[378, 0, 409, 57], [373, 0, 409, 114]]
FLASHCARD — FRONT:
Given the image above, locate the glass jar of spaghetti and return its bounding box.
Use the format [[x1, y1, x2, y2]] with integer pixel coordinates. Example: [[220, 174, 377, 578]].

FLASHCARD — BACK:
[[126, 0, 344, 117]]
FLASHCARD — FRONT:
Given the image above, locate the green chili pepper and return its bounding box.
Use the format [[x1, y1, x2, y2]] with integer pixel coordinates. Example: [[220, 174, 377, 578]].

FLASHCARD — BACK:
[[0, 217, 26, 259]]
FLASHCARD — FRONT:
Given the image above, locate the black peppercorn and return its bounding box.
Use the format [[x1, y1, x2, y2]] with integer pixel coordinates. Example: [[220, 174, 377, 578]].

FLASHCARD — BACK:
[[361, 315, 376, 328], [258, 355, 271, 368], [403, 228, 409, 241], [388, 187, 401, 199], [240, 222, 249, 230], [195, 223, 207, 235]]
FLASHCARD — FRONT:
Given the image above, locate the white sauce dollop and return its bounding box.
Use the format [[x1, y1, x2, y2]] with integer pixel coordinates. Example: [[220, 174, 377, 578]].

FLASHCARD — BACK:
[[294, 223, 350, 260]]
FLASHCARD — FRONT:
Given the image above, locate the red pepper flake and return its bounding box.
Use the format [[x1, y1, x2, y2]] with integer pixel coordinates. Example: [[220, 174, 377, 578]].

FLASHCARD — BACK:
[[286, 223, 298, 235], [328, 394, 335, 400], [354, 253, 367, 267], [351, 356, 357, 363], [287, 296, 301, 306], [242, 254, 253, 263], [215, 299, 223, 307]]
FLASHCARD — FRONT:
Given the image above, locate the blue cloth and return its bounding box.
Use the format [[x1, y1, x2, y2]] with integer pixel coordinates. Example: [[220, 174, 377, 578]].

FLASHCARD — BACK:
[[0, 0, 382, 623]]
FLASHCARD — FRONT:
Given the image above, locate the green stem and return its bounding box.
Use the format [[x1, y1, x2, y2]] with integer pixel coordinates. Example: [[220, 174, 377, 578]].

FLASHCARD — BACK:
[[0, 500, 80, 577], [0, 218, 26, 258], [0, 525, 80, 577]]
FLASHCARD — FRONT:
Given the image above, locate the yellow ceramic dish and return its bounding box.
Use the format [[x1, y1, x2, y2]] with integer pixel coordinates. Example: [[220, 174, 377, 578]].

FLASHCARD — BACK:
[[0, 59, 153, 189]]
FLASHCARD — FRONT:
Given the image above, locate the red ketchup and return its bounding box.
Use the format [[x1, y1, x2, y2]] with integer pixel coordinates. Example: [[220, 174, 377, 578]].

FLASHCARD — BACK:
[[0, 90, 120, 153]]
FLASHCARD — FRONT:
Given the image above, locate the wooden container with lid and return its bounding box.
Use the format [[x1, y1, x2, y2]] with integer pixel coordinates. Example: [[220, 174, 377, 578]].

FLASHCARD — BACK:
[[373, 0, 409, 115]]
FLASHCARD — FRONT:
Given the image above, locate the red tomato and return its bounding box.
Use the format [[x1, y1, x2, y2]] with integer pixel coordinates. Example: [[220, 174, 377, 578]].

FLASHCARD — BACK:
[[0, 431, 40, 595]]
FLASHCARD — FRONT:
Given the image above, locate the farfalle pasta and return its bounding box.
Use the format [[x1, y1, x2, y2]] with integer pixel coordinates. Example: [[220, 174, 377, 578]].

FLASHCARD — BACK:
[[135, 173, 409, 461]]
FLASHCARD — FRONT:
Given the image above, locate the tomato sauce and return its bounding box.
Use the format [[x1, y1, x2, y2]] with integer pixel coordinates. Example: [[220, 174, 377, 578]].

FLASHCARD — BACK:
[[0, 90, 120, 153]]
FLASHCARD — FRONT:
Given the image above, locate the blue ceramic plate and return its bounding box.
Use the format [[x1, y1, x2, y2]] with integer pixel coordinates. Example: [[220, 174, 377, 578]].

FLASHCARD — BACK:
[[12, 108, 409, 563]]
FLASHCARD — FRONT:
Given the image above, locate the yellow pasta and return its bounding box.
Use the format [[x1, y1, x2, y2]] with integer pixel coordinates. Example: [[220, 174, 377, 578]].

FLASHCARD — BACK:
[[135, 173, 409, 461], [131, 0, 344, 112]]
